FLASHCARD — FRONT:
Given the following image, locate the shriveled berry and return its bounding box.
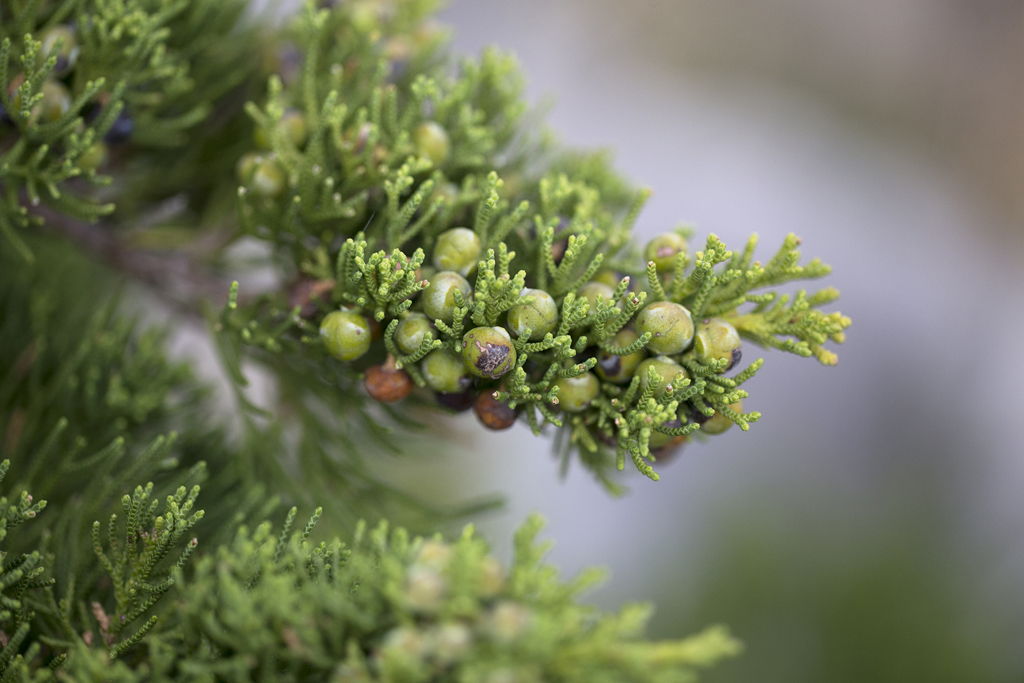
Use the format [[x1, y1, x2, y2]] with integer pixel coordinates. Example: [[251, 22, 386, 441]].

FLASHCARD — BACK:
[[394, 313, 435, 355], [320, 310, 371, 361], [421, 349, 471, 394], [250, 158, 286, 197], [694, 317, 742, 371], [462, 327, 516, 379], [635, 356, 688, 399], [414, 121, 450, 166], [474, 391, 518, 430], [255, 108, 308, 149], [577, 281, 616, 325], [432, 227, 481, 276], [435, 389, 475, 412], [596, 329, 645, 383], [40, 25, 79, 76], [77, 142, 107, 171], [364, 360, 414, 403], [422, 271, 471, 324], [555, 372, 600, 413], [507, 288, 558, 340], [635, 301, 694, 355], [702, 400, 742, 435], [645, 232, 688, 272]]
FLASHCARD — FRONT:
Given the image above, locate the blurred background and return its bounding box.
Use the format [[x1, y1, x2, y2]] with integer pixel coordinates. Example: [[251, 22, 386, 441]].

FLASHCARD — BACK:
[[368, 1, 1024, 681]]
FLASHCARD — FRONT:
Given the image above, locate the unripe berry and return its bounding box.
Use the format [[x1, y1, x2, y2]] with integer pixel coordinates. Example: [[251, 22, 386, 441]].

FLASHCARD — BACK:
[[414, 121, 450, 166], [364, 360, 414, 403], [596, 329, 645, 384], [644, 232, 688, 272], [635, 356, 688, 399], [34, 81, 71, 124], [40, 25, 79, 76], [507, 288, 558, 340], [635, 301, 694, 355], [462, 327, 516, 380], [555, 372, 600, 413], [421, 349, 471, 394], [649, 418, 686, 450], [394, 313, 435, 355], [254, 108, 308, 149], [319, 310, 371, 361], [577, 281, 616, 325], [474, 391, 518, 430], [422, 271, 471, 323], [702, 399, 742, 435], [694, 317, 742, 371], [431, 622, 473, 664], [432, 227, 481, 276], [236, 152, 260, 183], [77, 142, 107, 171], [250, 158, 286, 197]]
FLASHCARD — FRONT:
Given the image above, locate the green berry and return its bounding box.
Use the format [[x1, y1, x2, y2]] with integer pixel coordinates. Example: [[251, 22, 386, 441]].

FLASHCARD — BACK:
[[577, 281, 616, 325], [432, 227, 481, 276], [596, 329, 645, 384], [507, 288, 558, 340], [78, 142, 107, 171], [35, 81, 71, 124], [649, 418, 686, 450], [40, 25, 79, 76], [635, 356, 688, 399], [250, 158, 286, 197], [461, 327, 516, 379], [702, 400, 742, 435], [319, 310, 371, 361], [395, 313, 436, 355], [236, 152, 260, 183], [422, 271, 471, 324], [255, 109, 308, 149], [421, 349, 471, 394], [635, 301, 694, 355], [644, 232, 688, 272], [592, 269, 621, 289], [694, 317, 742, 372], [414, 121, 450, 166], [555, 372, 600, 413]]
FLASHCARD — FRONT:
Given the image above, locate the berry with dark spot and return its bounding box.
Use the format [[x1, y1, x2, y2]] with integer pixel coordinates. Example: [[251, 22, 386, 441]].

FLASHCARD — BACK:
[[320, 310, 371, 361], [432, 227, 481, 276], [422, 271, 471, 323], [462, 327, 516, 380], [635, 301, 694, 355], [694, 317, 742, 372], [364, 358, 414, 403], [474, 391, 518, 430], [644, 233, 688, 272], [507, 288, 558, 340], [555, 372, 600, 413], [435, 389, 476, 412], [421, 349, 471, 394], [596, 329, 645, 384]]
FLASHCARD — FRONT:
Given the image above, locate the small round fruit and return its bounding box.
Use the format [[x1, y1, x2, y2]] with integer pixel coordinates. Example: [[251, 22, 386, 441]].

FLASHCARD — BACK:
[[236, 152, 261, 183], [462, 327, 516, 380], [255, 108, 308, 149], [507, 288, 558, 340], [644, 233, 688, 272], [702, 400, 742, 435], [635, 356, 688, 399], [577, 281, 616, 325], [40, 25, 79, 76], [555, 372, 600, 413], [596, 329, 645, 384], [649, 418, 686, 450], [421, 349, 471, 394], [36, 81, 71, 124], [320, 310, 371, 361], [435, 389, 475, 412], [414, 121, 450, 166], [432, 227, 481, 276], [104, 109, 134, 144], [635, 301, 694, 355], [250, 158, 286, 197], [395, 313, 435, 355], [694, 317, 742, 372], [422, 271, 471, 324], [474, 391, 518, 430], [77, 141, 107, 171], [592, 269, 621, 289], [364, 362, 414, 403]]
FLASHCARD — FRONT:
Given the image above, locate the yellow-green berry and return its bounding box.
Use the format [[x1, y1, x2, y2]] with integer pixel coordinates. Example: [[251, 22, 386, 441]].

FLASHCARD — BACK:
[[635, 356, 688, 399], [78, 142, 107, 171], [694, 317, 742, 371], [555, 372, 600, 413], [394, 313, 435, 355], [414, 121, 450, 166], [507, 288, 558, 340], [635, 301, 694, 355], [236, 152, 261, 183], [577, 281, 616, 325], [596, 329, 645, 384], [36, 80, 71, 124], [250, 158, 286, 197], [319, 310, 371, 361], [702, 399, 742, 435], [254, 108, 307, 149], [421, 349, 471, 394], [462, 327, 516, 380], [644, 232, 688, 272], [432, 227, 481, 276], [422, 271, 471, 323], [40, 25, 79, 76]]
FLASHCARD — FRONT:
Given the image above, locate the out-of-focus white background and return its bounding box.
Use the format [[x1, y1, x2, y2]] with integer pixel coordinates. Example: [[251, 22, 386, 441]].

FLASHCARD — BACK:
[[371, 2, 1024, 681]]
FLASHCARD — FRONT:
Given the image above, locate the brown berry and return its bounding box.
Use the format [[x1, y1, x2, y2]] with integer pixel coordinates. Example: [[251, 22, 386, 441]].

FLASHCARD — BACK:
[[364, 358, 414, 403], [435, 390, 476, 413], [288, 278, 335, 318], [474, 392, 518, 431]]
